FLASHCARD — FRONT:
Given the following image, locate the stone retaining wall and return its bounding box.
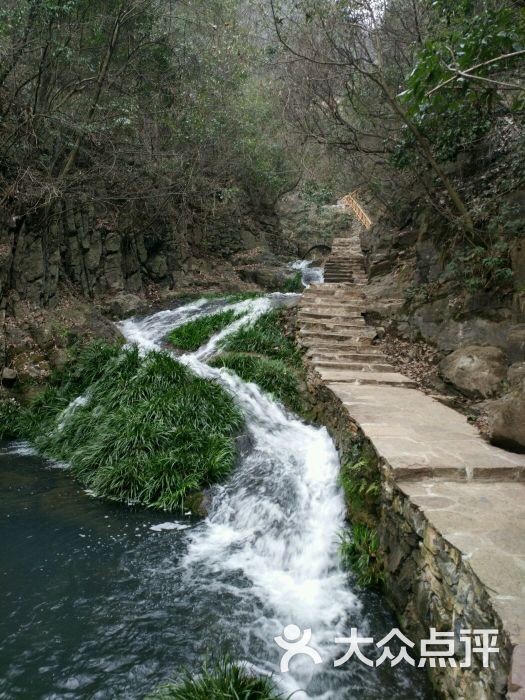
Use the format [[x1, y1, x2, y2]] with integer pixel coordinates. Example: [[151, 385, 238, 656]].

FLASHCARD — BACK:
[[306, 369, 514, 699]]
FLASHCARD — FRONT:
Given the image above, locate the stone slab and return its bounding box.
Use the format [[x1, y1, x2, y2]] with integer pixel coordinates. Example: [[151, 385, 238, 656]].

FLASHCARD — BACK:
[[327, 383, 525, 479], [401, 480, 525, 646]]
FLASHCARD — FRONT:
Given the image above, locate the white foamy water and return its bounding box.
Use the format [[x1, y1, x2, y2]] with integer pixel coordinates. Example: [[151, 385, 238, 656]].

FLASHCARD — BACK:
[[118, 295, 358, 697], [289, 259, 325, 287]]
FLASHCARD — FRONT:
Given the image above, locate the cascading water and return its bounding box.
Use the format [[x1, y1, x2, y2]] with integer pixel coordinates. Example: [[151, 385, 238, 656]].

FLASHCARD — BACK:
[[288, 259, 324, 287], [0, 277, 431, 699], [119, 294, 349, 698], [116, 292, 428, 698]]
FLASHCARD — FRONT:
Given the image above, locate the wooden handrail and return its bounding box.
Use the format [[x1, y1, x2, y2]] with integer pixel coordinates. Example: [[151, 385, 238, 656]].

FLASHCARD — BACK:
[[338, 191, 373, 229]]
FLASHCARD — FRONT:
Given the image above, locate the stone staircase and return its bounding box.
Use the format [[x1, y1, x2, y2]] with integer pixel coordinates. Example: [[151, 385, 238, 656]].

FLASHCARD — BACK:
[[299, 237, 416, 387], [297, 234, 525, 699], [322, 237, 368, 284]]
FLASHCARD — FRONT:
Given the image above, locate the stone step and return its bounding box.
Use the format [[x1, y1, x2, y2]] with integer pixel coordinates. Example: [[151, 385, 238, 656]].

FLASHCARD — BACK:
[[324, 262, 364, 268], [299, 328, 376, 340], [300, 339, 376, 351], [314, 361, 396, 372], [299, 322, 368, 333], [298, 311, 364, 320], [302, 295, 367, 304], [316, 368, 417, 387], [309, 351, 386, 362]]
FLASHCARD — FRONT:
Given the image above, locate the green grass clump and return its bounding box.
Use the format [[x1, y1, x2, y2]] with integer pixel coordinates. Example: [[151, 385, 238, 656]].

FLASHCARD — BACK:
[[281, 272, 303, 293], [210, 353, 303, 413], [340, 523, 384, 589], [219, 310, 302, 367], [14, 343, 243, 511], [339, 442, 380, 527], [213, 309, 307, 414], [147, 657, 284, 700], [0, 398, 24, 440], [167, 310, 242, 351]]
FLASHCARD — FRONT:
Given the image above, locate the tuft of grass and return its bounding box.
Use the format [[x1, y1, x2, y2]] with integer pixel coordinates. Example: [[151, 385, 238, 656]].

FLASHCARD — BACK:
[[340, 523, 384, 589], [219, 310, 302, 367], [11, 343, 243, 511], [0, 398, 24, 440], [281, 272, 304, 293], [210, 353, 303, 413], [167, 310, 243, 351], [339, 443, 380, 527], [146, 657, 284, 700]]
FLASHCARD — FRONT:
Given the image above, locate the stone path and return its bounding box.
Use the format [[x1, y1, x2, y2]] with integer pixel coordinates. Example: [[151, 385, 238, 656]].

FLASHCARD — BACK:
[[299, 236, 525, 698]]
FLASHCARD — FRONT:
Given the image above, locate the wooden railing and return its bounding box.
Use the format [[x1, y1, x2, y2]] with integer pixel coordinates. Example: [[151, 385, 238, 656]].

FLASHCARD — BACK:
[[338, 191, 373, 229]]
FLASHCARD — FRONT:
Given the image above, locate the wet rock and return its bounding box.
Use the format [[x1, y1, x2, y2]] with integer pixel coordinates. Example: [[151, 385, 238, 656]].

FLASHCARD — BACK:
[[1, 367, 17, 387], [439, 345, 507, 398]]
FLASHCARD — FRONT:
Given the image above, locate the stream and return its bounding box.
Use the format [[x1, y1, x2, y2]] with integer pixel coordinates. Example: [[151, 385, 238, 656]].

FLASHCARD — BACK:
[[0, 262, 432, 699]]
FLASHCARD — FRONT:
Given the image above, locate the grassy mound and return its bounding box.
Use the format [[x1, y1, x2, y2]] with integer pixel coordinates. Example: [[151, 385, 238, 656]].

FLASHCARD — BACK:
[[167, 310, 242, 351], [8, 343, 243, 510], [218, 310, 302, 367], [210, 310, 306, 414], [147, 658, 283, 700], [210, 353, 302, 413]]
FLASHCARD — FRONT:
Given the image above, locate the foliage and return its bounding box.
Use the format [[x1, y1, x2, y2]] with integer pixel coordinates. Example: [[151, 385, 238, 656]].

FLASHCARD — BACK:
[[396, 1, 525, 164], [218, 310, 303, 367], [146, 657, 284, 700], [339, 524, 384, 589], [12, 343, 243, 511], [0, 0, 294, 243], [281, 272, 304, 293], [299, 180, 335, 207], [210, 353, 303, 413], [441, 240, 513, 293], [167, 310, 243, 351]]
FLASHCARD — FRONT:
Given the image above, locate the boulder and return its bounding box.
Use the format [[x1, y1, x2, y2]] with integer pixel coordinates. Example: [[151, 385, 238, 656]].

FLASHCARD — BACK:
[[486, 388, 525, 452], [439, 345, 507, 398], [508, 362, 525, 388], [1, 367, 17, 387], [109, 292, 144, 319]]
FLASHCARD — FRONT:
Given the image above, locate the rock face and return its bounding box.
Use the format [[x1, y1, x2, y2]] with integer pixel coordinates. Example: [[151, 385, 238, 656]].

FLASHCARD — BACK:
[[0, 193, 285, 311], [439, 345, 507, 398], [487, 388, 525, 452]]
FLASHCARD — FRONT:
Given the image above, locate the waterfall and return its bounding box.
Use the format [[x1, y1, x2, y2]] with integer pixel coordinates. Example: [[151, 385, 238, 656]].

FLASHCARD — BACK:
[[119, 294, 357, 697]]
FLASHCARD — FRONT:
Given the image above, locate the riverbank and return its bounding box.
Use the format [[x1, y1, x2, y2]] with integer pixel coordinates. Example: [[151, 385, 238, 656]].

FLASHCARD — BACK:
[[297, 238, 525, 699]]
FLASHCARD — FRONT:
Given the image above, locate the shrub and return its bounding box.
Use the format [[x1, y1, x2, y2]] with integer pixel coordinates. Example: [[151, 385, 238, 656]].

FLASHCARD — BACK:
[[147, 657, 284, 700], [16, 344, 243, 511], [167, 310, 243, 351]]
